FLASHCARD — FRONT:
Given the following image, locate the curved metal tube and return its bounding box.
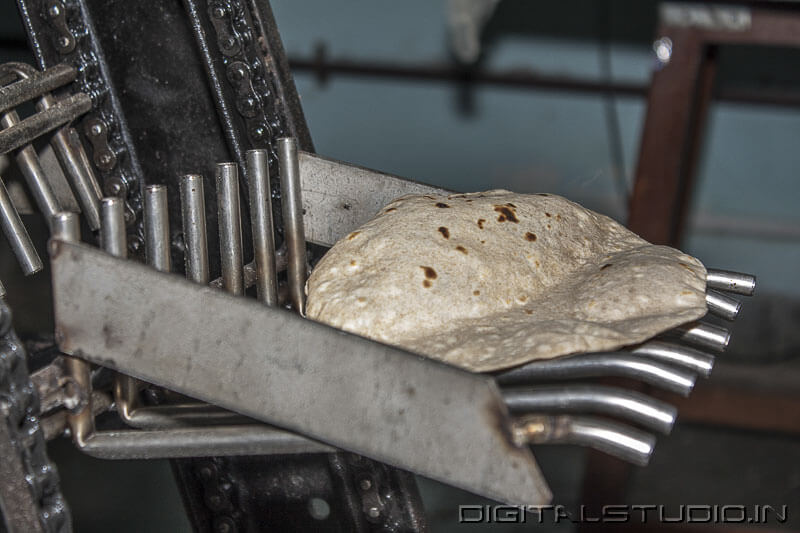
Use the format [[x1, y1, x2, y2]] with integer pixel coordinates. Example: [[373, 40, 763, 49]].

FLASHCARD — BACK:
[[496, 353, 696, 396], [631, 341, 715, 377], [668, 321, 730, 352], [503, 385, 677, 434], [512, 414, 655, 466], [705, 289, 741, 321], [706, 269, 756, 296]]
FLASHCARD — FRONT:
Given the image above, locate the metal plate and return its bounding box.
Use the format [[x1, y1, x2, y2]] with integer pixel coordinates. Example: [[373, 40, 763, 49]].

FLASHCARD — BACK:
[[299, 152, 450, 247], [50, 241, 551, 506]]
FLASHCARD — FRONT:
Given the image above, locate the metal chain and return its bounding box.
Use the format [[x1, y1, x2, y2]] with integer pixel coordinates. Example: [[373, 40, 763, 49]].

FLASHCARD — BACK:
[[0, 299, 71, 532]]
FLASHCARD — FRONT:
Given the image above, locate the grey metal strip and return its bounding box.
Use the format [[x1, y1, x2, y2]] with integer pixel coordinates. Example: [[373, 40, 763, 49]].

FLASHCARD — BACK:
[[50, 241, 551, 506], [299, 151, 450, 247]]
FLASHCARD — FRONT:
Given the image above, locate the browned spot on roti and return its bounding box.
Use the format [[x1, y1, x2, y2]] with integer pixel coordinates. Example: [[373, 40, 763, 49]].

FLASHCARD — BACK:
[[556, 214, 562, 220], [545, 212, 551, 217], [600, 263, 612, 270], [435, 202, 450, 208], [494, 205, 519, 223], [423, 280, 432, 288], [525, 309, 533, 315], [525, 232, 537, 242], [473, 290, 480, 296], [535, 260, 540, 267], [455, 245, 467, 254], [420, 266, 437, 279], [384, 207, 397, 213], [347, 231, 361, 240], [350, 260, 357, 266], [438, 226, 450, 239], [477, 218, 486, 229]]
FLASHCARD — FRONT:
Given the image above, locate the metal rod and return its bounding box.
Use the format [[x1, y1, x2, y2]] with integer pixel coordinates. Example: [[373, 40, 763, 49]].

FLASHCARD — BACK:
[[278, 137, 307, 314], [216, 162, 244, 295], [1, 110, 61, 221], [114, 403, 249, 430], [512, 414, 655, 466], [247, 149, 279, 305], [51, 212, 94, 446], [495, 352, 697, 396], [630, 341, 715, 377], [668, 321, 730, 352], [180, 174, 209, 284], [0, 63, 76, 114], [48, 126, 102, 231], [209, 252, 288, 291], [0, 93, 92, 155], [51, 211, 79, 242], [77, 425, 334, 459], [705, 288, 742, 321], [100, 197, 126, 258], [100, 197, 140, 424], [706, 268, 756, 296], [144, 184, 171, 273], [0, 176, 42, 274], [503, 385, 677, 435]]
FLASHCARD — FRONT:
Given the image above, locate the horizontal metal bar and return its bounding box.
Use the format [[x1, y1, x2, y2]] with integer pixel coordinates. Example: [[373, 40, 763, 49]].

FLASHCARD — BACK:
[[705, 288, 742, 321], [504, 385, 676, 434], [77, 425, 335, 460], [50, 241, 550, 505], [630, 341, 715, 377], [667, 321, 730, 352], [0, 93, 92, 155], [706, 269, 756, 296], [512, 414, 655, 466], [0, 63, 76, 115], [119, 403, 248, 430], [495, 353, 696, 396]]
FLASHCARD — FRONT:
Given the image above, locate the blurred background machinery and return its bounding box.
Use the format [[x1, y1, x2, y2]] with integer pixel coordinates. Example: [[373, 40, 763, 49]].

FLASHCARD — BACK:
[[1, 0, 799, 532]]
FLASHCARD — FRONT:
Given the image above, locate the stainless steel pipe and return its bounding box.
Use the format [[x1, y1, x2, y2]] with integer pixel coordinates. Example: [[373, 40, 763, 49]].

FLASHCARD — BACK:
[[631, 341, 715, 377], [48, 126, 102, 231], [496, 352, 697, 396], [277, 137, 307, 315], [51, 211, 94, 445], [512, 414, 655, 466], [1, 111, 60, 221], [77, 425, 334, 459], [144, 185, 171, 273], [100, 198, 126, 258], [0, 176, 42, 274], [706, 269, 756, 296], [51, 211, 79, 242], [247, 149, 279, 306], [216, 163, 244, 295], [503, 385, 677, 434], [669, 321, 730, 352], [705, 288, 741, 321], [0, 92, 92, 155], [180, 174, 209, 284]]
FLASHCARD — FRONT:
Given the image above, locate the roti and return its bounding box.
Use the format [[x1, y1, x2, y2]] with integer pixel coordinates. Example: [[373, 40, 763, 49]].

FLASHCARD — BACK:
[[305, 190, 707, 372]]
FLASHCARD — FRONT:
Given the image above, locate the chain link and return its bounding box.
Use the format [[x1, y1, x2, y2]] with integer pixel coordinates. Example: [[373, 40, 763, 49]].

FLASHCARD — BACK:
[[0, 300, 72, 532]]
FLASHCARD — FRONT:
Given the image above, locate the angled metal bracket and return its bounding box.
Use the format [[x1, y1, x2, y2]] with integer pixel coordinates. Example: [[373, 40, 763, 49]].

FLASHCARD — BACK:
[[50, 240, 551, 505]]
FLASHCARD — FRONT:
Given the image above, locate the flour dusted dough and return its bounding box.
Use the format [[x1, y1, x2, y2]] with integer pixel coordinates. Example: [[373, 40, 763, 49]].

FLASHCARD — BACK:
[[306, 190, 707, 372]]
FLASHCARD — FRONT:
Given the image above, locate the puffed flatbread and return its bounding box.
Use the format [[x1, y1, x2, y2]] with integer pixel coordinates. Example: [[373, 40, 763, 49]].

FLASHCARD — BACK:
[[306, 190, 707, 372]]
